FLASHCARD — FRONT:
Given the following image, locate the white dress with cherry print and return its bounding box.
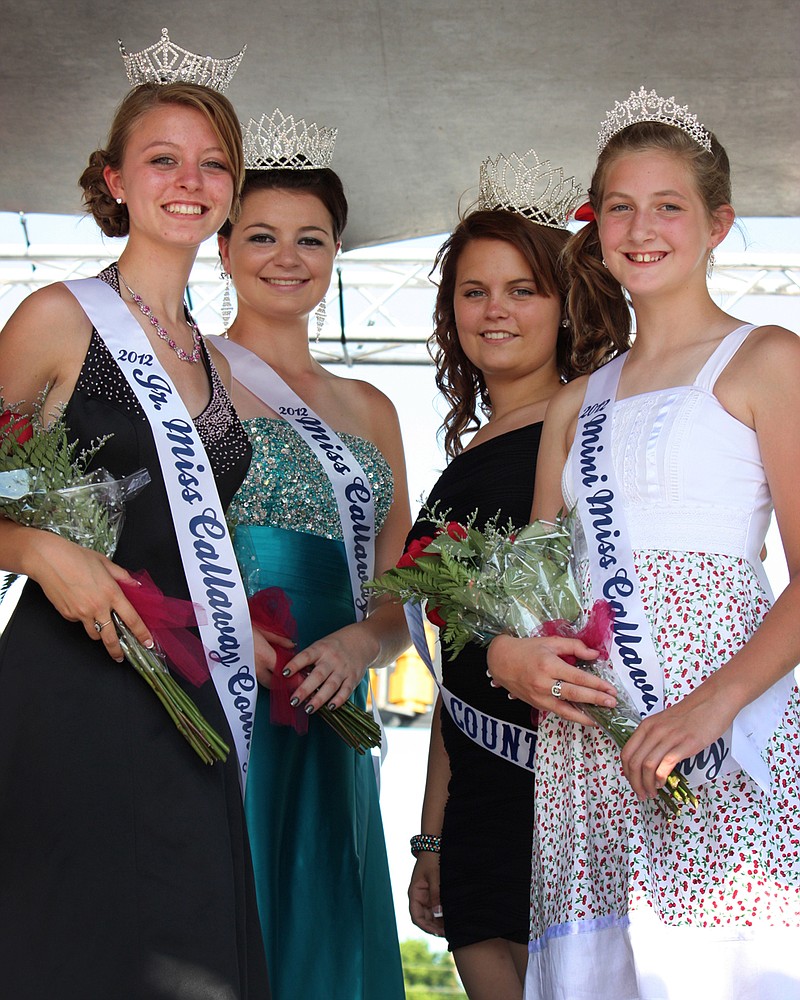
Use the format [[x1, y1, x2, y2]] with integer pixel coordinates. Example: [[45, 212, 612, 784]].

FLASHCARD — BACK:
[[525, 325, 800, 1000]]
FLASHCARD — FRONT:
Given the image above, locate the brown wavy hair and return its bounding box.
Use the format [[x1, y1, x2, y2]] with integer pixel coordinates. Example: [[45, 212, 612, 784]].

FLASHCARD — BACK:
[[563, 120, 733, 373], [79, 82, 245, 238], [431, 209, 573, 459]]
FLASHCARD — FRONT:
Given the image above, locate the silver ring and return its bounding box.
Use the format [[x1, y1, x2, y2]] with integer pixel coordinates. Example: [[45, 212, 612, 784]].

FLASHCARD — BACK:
[[94, 619, 112, 633], [551, 679, 563, 699]]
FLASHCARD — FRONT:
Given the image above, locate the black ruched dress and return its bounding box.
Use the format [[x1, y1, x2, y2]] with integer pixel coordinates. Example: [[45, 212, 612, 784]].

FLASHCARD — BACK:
[[409, 422, 541, 950], [0, 288, 269, 999]]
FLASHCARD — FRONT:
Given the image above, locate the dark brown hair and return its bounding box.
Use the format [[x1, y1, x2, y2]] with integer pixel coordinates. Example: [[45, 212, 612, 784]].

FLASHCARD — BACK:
[[80, 82, 244, 238], [431, 209, 573, 459], [563, 120, 733, 372], [218, 167, 348, 242]]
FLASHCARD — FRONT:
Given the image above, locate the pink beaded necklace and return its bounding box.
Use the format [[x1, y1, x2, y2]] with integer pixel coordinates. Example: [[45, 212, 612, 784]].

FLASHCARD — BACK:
[[118, 271, 203, 364]]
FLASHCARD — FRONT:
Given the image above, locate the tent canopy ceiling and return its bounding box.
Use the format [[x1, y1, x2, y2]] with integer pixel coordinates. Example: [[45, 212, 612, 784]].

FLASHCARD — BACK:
[[2, 1, 798, 250]]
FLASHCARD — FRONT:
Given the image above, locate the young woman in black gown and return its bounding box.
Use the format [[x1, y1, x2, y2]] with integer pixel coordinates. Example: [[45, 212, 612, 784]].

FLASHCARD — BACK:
[[407, 159, 583, 1000], [0, 80, 269, 998]]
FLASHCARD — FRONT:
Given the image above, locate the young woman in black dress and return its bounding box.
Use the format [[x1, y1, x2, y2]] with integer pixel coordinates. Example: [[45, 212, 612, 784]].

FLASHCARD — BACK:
[[0, 76, 270, 997], [407, 158, 583, 999]]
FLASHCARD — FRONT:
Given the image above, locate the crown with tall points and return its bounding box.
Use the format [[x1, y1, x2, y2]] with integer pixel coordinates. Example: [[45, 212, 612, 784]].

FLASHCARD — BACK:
[[597, 86, 712, 153], [241, 109, 338, 171], [118, 28, 246, 92], [478, 150, 583, 230]]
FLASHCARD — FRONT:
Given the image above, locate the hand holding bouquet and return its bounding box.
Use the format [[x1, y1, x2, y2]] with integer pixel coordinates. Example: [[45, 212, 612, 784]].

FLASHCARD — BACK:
[[371, 509, 696, 819], [0, 393, 229, 765], [248, 587, 381, 756]]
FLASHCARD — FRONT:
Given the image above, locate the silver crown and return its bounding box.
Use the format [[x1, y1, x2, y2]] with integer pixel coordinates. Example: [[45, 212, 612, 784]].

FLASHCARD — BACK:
[[118, 28, 246, 92], [241, 109, 338, 171], [478, 150, 584, 230], [597, 86, 712, 153]]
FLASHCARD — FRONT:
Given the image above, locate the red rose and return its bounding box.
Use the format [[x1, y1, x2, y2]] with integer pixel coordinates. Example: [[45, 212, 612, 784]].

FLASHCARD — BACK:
[[426, 606, 446, 629], [445, 521, 468, 541], [0, 410, 33, 446], [397, 535, 436, 569]]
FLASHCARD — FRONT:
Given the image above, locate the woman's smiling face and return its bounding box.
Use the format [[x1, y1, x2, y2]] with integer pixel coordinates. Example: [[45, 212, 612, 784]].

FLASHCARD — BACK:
[[453, 237, 561, 380], [597, 149, 727, 299], [219, 187, 338, 324]]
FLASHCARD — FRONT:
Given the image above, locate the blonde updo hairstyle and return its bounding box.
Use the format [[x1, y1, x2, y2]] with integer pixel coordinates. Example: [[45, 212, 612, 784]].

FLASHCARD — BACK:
[[80, 82, 245, 238], [562, 120, 733, 374]]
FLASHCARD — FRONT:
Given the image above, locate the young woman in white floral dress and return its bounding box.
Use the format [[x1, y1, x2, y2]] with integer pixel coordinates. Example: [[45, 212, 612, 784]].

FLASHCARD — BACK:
[[488, 90, 800, 999]]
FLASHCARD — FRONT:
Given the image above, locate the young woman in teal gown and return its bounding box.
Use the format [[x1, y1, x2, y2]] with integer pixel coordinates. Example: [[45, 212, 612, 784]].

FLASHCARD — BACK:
[[217, 112, 409, 1000]]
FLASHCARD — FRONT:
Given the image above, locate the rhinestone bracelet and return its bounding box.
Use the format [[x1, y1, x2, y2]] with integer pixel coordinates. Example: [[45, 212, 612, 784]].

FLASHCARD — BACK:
[[410, 834, 442, 856]]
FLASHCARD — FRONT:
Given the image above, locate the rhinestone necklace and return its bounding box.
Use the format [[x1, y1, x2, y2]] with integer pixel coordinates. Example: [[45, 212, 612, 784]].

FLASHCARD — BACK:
[[118, 271, 203, 364]]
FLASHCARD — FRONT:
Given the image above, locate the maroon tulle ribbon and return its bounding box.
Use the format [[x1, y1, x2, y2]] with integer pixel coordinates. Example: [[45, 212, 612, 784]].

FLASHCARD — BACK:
[[248, 587, 308, 734], [539, 599, 615, 664], [118, 569, 209, 686]]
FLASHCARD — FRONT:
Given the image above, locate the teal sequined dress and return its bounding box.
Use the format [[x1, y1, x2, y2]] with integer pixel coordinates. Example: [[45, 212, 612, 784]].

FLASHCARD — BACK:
[[227, 417, 405, 1000]]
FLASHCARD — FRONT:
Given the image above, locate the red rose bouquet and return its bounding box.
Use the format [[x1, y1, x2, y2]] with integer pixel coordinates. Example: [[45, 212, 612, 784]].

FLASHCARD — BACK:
[[0, 392, 229, 764], [370, 508, 696, 819]]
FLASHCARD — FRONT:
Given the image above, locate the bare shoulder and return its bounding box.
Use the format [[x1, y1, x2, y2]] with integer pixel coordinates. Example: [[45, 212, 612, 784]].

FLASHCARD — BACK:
[[738, 324, 800, 371], [332, 373, 400, 425], [0, 283, 93, 405], [543, 374, 590, 435], [2, 282, 90, 339], [547, 375, 590, 415]]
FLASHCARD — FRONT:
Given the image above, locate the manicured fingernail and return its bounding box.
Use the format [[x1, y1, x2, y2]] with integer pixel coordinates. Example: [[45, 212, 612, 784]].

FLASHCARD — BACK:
[[145, 640, 155, 649], [305, 704, 315, 715], [328, 701, 336, 711], [114, 657, 124, 663], [604, 697, 616, 707], [290, 696, 299, 707], [282, 667, 291, 677]]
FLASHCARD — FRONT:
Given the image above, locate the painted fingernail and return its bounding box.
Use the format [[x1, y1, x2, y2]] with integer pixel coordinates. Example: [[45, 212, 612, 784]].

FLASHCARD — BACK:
[[328, 701, 336, 711], [305, 704, 315, 715], [282, 667, 291, 677], [290, 696, 299, 707]]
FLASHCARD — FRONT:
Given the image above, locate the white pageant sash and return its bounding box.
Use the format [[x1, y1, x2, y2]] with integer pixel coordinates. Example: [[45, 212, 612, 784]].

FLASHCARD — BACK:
[[573, 356, 664, 721], [213, 335, 386, 778], [405, 602, 537, 773], [214, 336, 375, 622], [574, 356, 791, 791], [64, 278, 257, 792]]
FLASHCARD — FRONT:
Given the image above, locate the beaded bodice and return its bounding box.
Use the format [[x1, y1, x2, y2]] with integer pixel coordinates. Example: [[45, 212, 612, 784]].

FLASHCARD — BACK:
[[82, 263, 250, 480], [227, 417, 394, 539]]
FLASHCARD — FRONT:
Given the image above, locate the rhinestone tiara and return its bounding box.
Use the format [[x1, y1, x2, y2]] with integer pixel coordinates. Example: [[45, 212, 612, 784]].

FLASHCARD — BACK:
[[597, 86, 712, 153], [478, 150, 584, 230], [242, 109, 338, 171], [118, 28, 246, 93]]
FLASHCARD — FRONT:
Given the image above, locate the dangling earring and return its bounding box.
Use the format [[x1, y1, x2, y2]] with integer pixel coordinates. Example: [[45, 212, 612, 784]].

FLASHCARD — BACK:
[[314, 297, 327, 344], [706, 249, 716, 278], [221, 271, 233, 337]]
